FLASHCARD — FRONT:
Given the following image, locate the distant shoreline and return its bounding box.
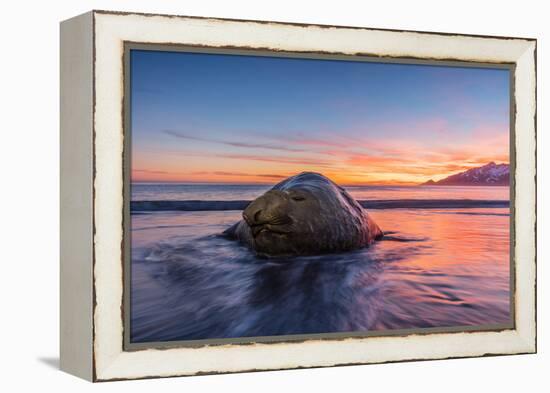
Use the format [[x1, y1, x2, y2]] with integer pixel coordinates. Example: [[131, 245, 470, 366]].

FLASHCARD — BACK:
[[132, 182, 510, 187], [131, 199, 510, 212]]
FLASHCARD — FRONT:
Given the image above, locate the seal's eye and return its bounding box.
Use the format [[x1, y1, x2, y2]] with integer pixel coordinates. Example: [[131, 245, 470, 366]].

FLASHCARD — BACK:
[[291, 195, 306, 202]]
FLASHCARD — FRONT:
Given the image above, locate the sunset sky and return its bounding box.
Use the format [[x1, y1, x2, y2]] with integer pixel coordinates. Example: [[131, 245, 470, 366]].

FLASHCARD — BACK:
[[131, 49, 510, 185]]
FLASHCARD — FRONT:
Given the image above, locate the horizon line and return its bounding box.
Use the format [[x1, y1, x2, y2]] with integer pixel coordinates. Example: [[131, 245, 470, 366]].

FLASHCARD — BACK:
[[130, 179, 422, 186], [130, 181, 509, 187]]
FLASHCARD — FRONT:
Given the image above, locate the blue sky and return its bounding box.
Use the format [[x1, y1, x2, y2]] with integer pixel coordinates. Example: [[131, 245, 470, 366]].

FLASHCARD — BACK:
[[130, 49, 510, 184]]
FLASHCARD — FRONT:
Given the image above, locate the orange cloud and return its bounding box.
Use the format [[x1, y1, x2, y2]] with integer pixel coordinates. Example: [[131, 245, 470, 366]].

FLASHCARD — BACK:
[[133, 120, 509, 185]]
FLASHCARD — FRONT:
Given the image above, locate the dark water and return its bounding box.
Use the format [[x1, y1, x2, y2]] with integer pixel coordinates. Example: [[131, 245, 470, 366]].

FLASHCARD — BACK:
[[130, 206, 511, 343]]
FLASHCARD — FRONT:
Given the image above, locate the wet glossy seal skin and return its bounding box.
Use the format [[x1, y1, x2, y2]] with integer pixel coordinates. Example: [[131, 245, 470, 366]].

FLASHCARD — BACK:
[[223, 172, 383, 257]]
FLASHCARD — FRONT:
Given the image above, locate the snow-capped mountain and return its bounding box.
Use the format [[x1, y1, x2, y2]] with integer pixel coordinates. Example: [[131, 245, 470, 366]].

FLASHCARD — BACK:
[[422, 162, 510, 186]]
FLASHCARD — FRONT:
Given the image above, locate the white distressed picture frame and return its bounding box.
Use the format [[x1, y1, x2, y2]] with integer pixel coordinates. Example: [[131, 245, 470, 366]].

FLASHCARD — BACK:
[[60, 10, 536, 382]]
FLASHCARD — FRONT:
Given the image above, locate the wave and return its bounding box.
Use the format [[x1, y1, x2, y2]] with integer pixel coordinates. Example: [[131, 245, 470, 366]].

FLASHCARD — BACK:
[[130, 199, 510, 212]]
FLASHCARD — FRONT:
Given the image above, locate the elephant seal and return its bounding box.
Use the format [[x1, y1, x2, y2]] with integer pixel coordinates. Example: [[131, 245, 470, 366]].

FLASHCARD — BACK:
[[223, 172, 383, 257]]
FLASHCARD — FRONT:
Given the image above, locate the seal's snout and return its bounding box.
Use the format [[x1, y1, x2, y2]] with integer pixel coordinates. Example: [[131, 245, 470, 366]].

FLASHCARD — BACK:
[[243, 190, 290, 230]]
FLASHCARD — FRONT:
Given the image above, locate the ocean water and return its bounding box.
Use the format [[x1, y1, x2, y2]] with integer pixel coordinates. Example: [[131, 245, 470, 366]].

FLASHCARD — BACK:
[[132, 183, 509, 201], [130, 184, 511, 343]]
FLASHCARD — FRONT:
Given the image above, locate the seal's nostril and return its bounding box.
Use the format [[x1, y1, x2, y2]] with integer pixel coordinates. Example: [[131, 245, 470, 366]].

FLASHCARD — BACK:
[[253, 209, 262, 223], [243, 207, 263, 226]]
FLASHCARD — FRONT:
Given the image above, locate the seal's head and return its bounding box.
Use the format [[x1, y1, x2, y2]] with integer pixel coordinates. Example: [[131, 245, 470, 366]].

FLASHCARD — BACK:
[[225, 172, 383, 257]]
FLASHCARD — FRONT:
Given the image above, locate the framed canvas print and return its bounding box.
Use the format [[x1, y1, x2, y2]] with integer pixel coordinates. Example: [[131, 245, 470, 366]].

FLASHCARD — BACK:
[[60, 10, 537, 382]]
